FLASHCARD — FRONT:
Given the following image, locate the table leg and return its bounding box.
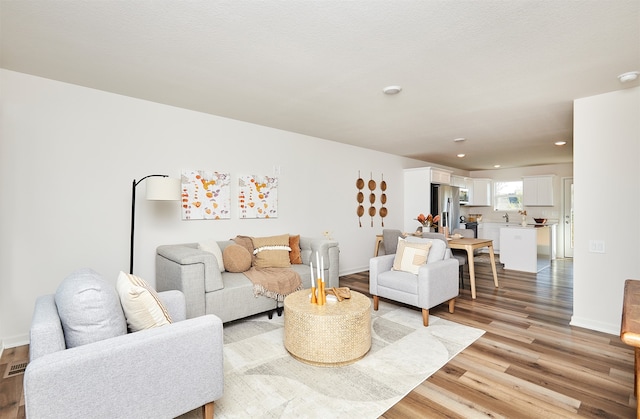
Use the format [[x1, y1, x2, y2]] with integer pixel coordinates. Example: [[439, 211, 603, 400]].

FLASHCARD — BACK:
[[465, 246, 476, 299], [636, 347, 640, 418], [488, 244, 499, 288]]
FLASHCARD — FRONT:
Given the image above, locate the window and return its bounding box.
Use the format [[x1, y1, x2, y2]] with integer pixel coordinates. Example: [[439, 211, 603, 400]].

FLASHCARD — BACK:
[[494, 181, 523, 211]]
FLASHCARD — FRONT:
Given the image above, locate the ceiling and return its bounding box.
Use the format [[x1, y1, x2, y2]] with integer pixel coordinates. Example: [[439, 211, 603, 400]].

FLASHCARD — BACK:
[[1, 1, 639, 171]]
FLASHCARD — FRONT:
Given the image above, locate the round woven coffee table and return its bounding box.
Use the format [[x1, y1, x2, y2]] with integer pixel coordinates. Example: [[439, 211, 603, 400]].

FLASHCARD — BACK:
[[283, 289, 371, 367]]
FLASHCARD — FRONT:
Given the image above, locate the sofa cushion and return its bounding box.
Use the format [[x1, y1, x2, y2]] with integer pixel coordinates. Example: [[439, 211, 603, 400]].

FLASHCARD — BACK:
[[289, 234, 302, 264], [392, 238, 432, 274], [55, 268, 127, 348], [405, 236, 447, 263], [223, 244, 252, 272], [198, 240, 225, 272], [251, 234, 291, 268]]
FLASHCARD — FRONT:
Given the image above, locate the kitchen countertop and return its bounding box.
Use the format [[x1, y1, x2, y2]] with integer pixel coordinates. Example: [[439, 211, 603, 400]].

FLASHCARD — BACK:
[[478, 221, 557, 227], [502, 223, 554, 228]]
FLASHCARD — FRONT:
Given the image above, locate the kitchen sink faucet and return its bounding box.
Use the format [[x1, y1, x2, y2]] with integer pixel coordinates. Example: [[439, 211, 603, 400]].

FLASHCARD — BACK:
[[503, 213, 509, 223]]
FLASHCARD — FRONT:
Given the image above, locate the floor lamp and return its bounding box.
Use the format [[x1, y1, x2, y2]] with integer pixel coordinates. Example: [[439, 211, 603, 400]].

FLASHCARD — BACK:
[[130, 174, 180, 274]]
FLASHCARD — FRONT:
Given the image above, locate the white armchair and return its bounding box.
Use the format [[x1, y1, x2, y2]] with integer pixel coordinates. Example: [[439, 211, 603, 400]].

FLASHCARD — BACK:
[[24, 269, 224, 419], [369, 236, 459, 326]]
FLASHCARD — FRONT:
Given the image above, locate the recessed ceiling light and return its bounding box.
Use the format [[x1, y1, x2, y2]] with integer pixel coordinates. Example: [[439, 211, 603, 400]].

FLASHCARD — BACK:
[[382, 86, 402, 95], [457, 153, 466, 158], [494, 165, 501, 168], [453, 137, 466, 143], [618, 71, 639, 83], [555, 141, 567, 146]]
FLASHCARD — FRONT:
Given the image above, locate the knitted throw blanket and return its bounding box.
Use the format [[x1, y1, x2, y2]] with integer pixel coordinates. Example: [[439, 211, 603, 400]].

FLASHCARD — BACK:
[[243, 267, 302, 302]]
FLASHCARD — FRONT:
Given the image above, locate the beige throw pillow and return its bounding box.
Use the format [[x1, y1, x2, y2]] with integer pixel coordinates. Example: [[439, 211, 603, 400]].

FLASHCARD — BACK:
[[251, 234, 291, 268], [392, 238, 432, 274], [223, 244, 252, 272], [198, 240, 225, 272], [116, 271, 172, 332]]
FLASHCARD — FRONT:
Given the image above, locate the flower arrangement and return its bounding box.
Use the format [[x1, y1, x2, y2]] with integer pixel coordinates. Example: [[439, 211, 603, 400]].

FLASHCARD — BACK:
[[518, 210, 527, 226], [415, 213, 440, 227]]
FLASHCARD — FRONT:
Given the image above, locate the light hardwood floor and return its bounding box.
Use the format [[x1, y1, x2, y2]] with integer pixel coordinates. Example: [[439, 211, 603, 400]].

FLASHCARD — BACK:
[[342, 259, 636, 418], [1, 259, 635, 418]]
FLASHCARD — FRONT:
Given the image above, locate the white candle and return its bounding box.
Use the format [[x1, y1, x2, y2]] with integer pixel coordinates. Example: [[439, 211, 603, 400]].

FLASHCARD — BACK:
[[320, 256, 325, 283], [310, 261, 315, 288], [316, 252, 321, 280]]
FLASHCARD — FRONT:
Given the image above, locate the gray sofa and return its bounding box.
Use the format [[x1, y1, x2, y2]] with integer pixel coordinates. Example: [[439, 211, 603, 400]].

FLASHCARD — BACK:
[[25, 270, 224, 419], [156, 237, 340, 323]]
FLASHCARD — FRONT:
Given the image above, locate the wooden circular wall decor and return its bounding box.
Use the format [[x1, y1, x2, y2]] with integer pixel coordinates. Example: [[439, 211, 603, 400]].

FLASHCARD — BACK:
[[379, 174, 387, 226], [355, 171, 388, 227], [356, 171, 364, 227], [368, 173, 376, 227]]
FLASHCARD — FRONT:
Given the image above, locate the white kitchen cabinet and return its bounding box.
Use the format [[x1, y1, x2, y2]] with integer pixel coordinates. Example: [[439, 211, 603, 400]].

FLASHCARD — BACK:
[[469, 178, 492, 206], [500, 225, 553, 272], [523, 175, 554, 206], [403, 167, 453, 232], [430, 168, 452, 185], [451, 175, 466, 188]]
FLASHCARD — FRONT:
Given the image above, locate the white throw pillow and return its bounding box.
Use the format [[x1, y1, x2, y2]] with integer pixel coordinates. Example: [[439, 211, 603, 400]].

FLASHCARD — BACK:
[[392, 238, 432, 274], [198, 240, 225, 272], [116, 271, 172, 332]]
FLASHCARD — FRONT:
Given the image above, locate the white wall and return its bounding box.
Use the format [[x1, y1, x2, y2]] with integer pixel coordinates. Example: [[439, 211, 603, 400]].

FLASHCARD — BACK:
[[0, 69, 432, 345], [572, 87, 640, 334]]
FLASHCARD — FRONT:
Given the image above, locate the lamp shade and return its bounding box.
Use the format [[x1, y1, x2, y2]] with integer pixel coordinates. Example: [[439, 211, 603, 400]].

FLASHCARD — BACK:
[[146, 177, 180, 200]]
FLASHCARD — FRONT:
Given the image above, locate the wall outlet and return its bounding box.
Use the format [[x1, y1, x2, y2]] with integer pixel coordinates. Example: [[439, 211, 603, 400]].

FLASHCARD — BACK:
[[588, 240, 605, 253]]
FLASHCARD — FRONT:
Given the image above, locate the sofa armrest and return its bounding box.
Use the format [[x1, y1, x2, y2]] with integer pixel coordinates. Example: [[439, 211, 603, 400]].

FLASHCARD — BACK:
[[158, 290, 187, 322], [369, 254, 396, 295], [156, 244, 223, 318], [416, 258, 459, 307], [300, 238, 340, 288], [29, 295, 66, 362], [24, 314, 224, 419]]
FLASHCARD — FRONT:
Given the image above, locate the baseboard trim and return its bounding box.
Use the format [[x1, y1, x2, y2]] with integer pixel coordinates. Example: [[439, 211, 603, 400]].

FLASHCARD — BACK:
[[570, 315, 619, 336], [1, 334, 30, 350], [340, 266, 369, 276]]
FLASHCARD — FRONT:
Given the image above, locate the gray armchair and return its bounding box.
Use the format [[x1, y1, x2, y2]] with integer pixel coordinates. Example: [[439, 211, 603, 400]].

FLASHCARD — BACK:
[[25, 278, 224, 419], [369, 236, 459, 326]]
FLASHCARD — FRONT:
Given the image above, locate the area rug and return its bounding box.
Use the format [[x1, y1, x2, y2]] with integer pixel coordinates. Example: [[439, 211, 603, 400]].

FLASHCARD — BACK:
[[474, 254, 503, 266], [180, 300, 484, 419]]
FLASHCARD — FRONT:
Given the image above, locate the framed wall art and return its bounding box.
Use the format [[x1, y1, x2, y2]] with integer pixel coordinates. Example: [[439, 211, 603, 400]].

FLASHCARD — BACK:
[[238, 174, 278, 219], [181, 169, 231, 220]]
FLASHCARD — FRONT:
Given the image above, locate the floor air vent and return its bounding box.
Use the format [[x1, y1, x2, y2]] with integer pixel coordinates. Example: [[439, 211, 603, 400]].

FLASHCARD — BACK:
[[3, 361, 28, 378]]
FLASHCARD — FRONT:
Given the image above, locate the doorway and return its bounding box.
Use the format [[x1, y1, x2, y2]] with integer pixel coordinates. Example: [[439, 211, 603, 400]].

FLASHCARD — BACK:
[[563, 177, 574, 258]]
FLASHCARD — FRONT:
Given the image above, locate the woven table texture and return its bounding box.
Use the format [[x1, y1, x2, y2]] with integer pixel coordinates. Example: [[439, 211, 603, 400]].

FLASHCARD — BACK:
[[284, 289, 372, 367]]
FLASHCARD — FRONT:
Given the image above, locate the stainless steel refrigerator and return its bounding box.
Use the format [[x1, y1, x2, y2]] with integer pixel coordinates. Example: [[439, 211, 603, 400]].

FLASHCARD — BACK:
[[430, 184, 461, 235]]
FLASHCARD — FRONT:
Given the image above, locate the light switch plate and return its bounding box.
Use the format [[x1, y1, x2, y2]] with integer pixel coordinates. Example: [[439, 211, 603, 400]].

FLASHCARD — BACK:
[[588, 240, 605, 253]]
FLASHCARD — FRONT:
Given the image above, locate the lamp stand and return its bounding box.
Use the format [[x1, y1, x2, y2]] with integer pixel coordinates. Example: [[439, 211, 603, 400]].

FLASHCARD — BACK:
[[130, 174, 169, 274]]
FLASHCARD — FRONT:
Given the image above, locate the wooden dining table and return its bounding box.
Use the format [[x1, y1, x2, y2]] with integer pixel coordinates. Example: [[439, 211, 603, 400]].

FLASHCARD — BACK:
[[447, 238, 499, 299]]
